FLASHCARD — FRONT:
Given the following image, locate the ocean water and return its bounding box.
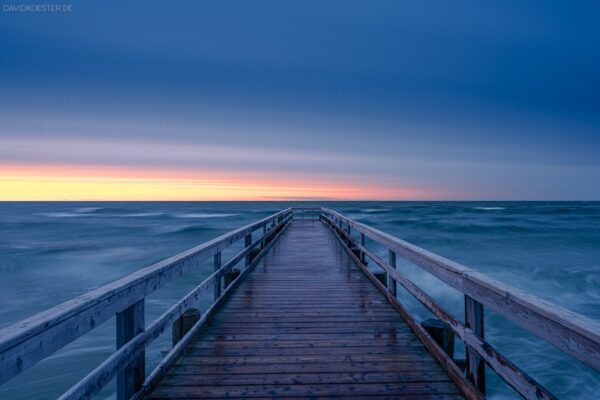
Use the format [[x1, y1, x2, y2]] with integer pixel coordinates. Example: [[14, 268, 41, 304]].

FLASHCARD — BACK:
[[0, 201, 598, 399]]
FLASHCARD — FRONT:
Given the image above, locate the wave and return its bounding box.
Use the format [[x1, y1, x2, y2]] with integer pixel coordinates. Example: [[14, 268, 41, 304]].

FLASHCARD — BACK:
[[162, 225, 218, 235], [388, 219, 538, 234], [35, 243, 99, 255], [74, 207, 103, 213], [361, 208, 388, 213], [339, 208, 365, 214], [38, 211, 165, 218], [455, 223, 537, 234], [38, 212, 88, 218], [474, 207, 506, 211], [121, 212, 165, 217], [173, 213, 238, 219]]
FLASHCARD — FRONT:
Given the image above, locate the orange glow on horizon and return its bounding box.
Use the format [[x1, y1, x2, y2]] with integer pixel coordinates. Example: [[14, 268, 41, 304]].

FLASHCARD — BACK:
[[0, 164, 440, 201]]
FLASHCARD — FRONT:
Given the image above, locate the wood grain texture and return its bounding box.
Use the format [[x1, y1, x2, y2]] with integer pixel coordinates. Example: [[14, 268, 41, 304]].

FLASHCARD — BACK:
[[0, 209, 292, 385], [148, 220, 465, 399], [56, 214, 293, 400], [464, 296, 485, 394], [322, 216, 483, 400], [322, 212, 559, 400], [321, 207, 600, 373], [131, 217, 292, 400], [117, 300, 145, 400]]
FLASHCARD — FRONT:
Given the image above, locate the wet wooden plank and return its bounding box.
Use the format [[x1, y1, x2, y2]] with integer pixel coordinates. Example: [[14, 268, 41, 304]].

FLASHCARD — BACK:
[[149, 221, 465, 399], [176, 353, 434, 366], [151, 381, 462, 398], [168, 360, 445, 375], [322, 207, 600, 372], [184, 344, 428, 357], [152, 394, 464, 400], [188, 338, 423, 349], [159, 370, 451, 385]]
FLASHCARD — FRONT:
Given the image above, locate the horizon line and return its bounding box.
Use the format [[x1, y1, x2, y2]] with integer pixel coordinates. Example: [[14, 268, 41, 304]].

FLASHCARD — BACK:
[[1, 199, 597, 203]]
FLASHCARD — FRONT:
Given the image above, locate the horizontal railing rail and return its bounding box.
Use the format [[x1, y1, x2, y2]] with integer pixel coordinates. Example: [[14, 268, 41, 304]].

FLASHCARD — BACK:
[[0, 208, 293, 400], [320, 207, 600, 400], [292, 207, 321, 221]]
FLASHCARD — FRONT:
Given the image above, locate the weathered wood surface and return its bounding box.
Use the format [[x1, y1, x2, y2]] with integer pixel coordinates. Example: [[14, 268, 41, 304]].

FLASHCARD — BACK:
[[149, 220, 466, 399], [323, 213, 557, 400], [324, 217, 483, 400], [321, 208, 600, 373], [422, 319, 455, 359], [57, 215, 293, 400], [172, 309, 201, 347], [128, 216, 292, 400], [464, 296, 485, 394], [0, 209, 292, 385], [117, 299, 146, 400]]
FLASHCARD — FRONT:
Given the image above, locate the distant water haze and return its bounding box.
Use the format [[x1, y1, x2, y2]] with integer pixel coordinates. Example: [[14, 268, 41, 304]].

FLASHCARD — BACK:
[[0, 201, 598, 399]]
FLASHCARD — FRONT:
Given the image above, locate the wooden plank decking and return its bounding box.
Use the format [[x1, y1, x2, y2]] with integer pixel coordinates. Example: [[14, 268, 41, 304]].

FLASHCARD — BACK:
[[149, 220, 465, 399], [3, 208, 597, 399]]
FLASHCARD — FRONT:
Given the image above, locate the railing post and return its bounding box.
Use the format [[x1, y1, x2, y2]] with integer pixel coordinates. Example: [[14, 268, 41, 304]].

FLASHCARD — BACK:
[[213, 252, 222, 301], [172, 308, 200, 347], [374, 271, 388, 287], [388, 250, 397, 297], [465, 295, 485, 394], [360, 233, 366, 263], [116, 299, 145, 400], [421, 318, 455, 358], [224, 269, 241, 288], [245, 233, 252, 268]]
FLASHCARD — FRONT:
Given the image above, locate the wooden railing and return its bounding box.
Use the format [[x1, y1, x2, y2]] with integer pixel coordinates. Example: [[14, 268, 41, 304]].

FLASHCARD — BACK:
[[0, 209, 293, 400], [321, 207, 600, 400], [2, 206, 597, 400], [291, 207, 321, 221]]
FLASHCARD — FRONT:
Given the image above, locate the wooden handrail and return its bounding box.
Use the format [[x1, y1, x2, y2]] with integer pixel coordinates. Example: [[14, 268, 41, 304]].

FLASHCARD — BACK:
[[2, 206, 597, 400], [320, 207, 600, 399], [57, 213, 293, 400], [292, 207, 321, 221], [131, 213, 292, 400], [322, 213, 551, 399], [0, 208, 292, 392]]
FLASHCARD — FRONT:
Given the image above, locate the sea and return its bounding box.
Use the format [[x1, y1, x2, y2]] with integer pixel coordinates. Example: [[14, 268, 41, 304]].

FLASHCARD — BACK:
[[0, 201, 598, 399]]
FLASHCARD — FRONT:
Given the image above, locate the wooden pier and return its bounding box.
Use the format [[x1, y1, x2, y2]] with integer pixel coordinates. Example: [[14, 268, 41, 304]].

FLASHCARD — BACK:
[[0, 208, 599, 399], [151, 221, 463, 399]]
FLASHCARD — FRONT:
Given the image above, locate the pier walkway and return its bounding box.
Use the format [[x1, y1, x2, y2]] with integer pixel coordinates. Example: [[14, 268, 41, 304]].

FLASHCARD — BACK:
[[150, 221, 463, 399], [1, 208, 599, 400]]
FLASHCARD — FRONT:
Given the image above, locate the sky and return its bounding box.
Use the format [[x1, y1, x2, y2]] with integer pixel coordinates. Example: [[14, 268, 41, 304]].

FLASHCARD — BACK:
[[1, 0, 599, 200]]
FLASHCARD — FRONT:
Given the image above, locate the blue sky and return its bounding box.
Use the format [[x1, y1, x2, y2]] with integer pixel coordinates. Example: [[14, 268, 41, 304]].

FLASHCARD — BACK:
[[1, 1, 599, 199]]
